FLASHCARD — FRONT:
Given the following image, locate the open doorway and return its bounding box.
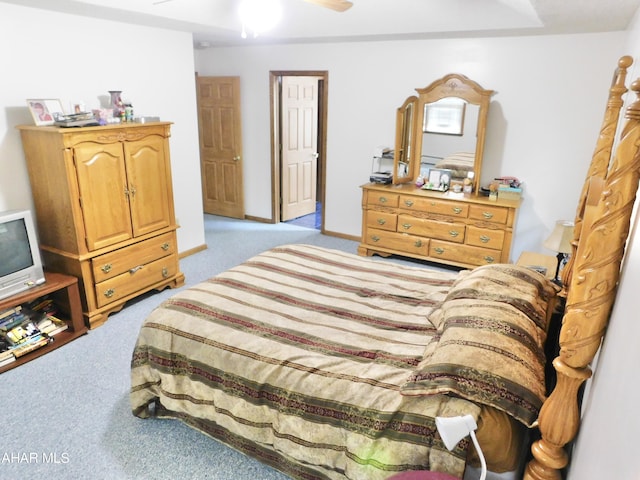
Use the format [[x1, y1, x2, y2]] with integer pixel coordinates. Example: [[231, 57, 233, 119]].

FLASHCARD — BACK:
[[270, 71, 328, 231]]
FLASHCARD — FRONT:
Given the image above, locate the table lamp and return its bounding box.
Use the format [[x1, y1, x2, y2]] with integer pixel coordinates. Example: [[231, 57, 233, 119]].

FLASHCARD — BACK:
[[543, 220, 574, 284]]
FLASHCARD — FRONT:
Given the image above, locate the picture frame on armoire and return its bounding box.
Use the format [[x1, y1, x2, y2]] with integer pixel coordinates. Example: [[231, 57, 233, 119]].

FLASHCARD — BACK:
[[27, 99, 64, 126]]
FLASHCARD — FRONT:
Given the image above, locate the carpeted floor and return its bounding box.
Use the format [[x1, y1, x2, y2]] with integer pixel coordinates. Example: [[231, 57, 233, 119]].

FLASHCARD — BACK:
[[0, 215, 369, 480]]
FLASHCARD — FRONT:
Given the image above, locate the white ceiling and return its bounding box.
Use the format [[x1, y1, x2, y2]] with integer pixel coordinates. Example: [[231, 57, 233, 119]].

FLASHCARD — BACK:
[[3, 0, 640, 48]]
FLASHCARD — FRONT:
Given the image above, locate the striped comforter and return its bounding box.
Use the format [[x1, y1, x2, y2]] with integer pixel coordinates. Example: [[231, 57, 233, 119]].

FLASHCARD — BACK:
[[130, 244, 549, 479]]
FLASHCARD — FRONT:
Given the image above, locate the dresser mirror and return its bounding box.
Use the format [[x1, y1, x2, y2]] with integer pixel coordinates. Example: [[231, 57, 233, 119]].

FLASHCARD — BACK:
[[393, 73, 494, 194], [394, 96, 417, 183]]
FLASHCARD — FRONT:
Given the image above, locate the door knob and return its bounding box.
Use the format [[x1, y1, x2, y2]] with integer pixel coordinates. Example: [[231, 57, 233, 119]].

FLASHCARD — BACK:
[[233, 155, 240, 161]]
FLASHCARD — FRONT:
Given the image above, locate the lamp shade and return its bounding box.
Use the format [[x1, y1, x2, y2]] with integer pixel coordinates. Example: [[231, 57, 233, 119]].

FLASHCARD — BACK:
[[543, 220, 574, 254], [436, 415, 486, 480]]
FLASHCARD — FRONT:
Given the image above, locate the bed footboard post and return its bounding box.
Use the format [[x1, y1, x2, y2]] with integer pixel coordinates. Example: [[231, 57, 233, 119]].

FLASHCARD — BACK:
[[524, 359, 591, 480], [526, 77, 640, 480]]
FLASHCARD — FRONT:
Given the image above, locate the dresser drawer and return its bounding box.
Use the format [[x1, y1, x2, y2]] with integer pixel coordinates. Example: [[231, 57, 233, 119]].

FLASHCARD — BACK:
[[366, 191, 400, 208], [466, 225, 505, 250], [399, 196, 469, 217], [365, 229, 429, 256], [430, 240, 500, 266], [366, 209, 397, 231], [398, 215, 465, 243], [94, 254, 179, 308], [469, 204, 509, 224], [92, 232, 176, 282]]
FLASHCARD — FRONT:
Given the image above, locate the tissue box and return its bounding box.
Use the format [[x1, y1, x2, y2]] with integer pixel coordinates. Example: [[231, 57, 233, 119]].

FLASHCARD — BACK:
[[498, 185, 522, 200]]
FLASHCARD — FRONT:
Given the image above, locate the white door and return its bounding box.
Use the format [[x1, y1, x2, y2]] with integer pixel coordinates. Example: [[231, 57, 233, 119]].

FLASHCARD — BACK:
[[281, 76, 321, 221]]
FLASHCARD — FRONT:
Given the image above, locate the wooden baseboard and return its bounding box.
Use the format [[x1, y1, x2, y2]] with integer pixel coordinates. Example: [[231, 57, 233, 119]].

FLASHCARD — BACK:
[[244, 215, 275, 224], [320, 229, 360, 242], [179, 243, 208, 259]]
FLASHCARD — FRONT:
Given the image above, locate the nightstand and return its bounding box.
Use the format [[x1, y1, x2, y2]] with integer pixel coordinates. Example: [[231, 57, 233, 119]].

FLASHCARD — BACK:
[[516, 251, 557, 280]]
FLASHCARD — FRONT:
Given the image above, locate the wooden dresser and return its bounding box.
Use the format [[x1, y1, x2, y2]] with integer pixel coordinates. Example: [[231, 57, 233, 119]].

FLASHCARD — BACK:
[[359, 183, 521, 269], [18, 122, 185, 328]]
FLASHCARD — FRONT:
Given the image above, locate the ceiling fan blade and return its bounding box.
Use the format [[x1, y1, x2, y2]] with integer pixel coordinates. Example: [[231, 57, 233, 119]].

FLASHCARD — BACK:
[[303, 0, 353, 12]]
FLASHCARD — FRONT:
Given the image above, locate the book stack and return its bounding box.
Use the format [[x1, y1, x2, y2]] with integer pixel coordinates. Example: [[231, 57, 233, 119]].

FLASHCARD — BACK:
[[0, 296, 68, 368]]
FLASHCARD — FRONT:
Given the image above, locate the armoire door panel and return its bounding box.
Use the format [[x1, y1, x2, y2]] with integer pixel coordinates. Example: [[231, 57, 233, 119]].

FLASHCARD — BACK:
[[124, 136, 172, 237], [73, 142, 132, 251]]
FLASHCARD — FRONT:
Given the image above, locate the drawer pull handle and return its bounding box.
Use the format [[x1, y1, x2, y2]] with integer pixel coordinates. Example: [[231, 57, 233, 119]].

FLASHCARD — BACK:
[[377, 218, 386, 226], [404, 200, 414, 207], [452, 207, 463, 214], [402, 223, 412, 230], [129, 265, 144, 274], [104, 288, 115, 298], [434, 247, 445, 254], [482, 212, 494, 219], [414, 240, 423, 248], [484, 255, 495, 263], [480, 235, 491, 243], [162, 267, 169, 278], [371, 235, 381, 243], [101, 263, 112, 274], [449, 230, 460, 237], [379, 196, 387, 203], [430, 201, 436, 206], [161, 242, 170, 251]]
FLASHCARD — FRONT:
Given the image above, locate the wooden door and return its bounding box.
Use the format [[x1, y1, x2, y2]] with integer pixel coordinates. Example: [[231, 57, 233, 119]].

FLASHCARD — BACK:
[[281, 76, 321, 221], [197, 76, 245, 219], [124, 135, 173, 237], [73, 142, 133, 251]]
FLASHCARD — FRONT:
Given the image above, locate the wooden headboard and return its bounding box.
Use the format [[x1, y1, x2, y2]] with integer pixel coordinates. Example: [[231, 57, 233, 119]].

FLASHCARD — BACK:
[[524, 56, 640, 479]]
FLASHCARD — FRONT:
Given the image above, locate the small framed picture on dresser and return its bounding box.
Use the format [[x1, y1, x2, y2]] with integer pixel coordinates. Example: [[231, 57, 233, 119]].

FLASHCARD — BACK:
[[27, 99, 64, 126]]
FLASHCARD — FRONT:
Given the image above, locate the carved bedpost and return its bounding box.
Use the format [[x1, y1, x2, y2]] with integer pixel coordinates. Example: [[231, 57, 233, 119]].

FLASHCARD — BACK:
[[561, 55, 633, 290], [525, 79, 640, 480]]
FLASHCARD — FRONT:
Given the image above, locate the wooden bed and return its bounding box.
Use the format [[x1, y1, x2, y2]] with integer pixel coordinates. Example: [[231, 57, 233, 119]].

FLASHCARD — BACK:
[[130, 56, 640, 480]]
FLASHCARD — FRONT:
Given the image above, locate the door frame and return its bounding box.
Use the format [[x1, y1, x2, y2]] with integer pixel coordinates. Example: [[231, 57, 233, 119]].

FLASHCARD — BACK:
[[270, 70, 328, 230]]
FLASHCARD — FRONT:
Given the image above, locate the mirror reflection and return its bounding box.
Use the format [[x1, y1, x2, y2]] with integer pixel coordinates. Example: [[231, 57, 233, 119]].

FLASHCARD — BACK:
[[420, 100, 479, 181], [394, 96, 417, 183], [393, 73, 494, 194]]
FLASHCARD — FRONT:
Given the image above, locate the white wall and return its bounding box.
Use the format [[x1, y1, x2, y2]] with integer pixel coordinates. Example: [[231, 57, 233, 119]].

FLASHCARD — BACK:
[[567, 10, 640, 479], [0, 2, 204, 255], [194, 33, 626, 260]]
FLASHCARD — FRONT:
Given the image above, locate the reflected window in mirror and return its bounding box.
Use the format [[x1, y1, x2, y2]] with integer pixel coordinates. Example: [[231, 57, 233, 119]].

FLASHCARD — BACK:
[[423, 98, 466, 135]]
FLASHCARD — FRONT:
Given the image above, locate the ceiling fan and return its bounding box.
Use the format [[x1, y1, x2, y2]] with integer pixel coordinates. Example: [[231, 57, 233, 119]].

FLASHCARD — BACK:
[[154, 0, 353, 11], [303, 0, 353, 12]]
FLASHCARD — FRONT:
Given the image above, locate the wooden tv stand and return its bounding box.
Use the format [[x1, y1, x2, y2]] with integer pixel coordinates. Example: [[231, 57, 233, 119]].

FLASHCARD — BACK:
[[0, 272, 88, 374]]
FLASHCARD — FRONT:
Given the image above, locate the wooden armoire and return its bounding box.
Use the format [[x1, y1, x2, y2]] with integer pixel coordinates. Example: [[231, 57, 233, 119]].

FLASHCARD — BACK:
[[18, 122, 184, 328]]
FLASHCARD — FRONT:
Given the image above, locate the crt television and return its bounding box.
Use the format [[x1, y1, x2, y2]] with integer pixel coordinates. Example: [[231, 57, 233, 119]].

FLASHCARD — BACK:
[[0, 209, 46, 302]]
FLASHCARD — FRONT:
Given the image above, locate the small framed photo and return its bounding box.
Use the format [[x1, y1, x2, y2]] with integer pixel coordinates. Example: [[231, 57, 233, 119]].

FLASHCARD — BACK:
[[27, 99, 64, 126], [422, 168, 453, 192]]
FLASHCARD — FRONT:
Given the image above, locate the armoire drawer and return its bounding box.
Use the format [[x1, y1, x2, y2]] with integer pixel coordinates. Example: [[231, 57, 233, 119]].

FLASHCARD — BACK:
[[466, 225, 505, 250], [365, 229, 429, 256], [430, 240, 500, 266], [397, 215, 465, 243], [366, 209, 398, 231], [92, 232, 176, 282], [94, 254, 179, 308]]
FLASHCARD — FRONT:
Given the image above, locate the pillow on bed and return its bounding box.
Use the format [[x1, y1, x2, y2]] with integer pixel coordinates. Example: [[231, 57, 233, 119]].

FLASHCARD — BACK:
[[435, 152, 475, 173], [401, 264, 559, 427]]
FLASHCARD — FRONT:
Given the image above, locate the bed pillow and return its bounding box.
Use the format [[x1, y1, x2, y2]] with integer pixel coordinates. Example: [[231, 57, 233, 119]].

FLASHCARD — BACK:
[[401, 264, 559, 427]]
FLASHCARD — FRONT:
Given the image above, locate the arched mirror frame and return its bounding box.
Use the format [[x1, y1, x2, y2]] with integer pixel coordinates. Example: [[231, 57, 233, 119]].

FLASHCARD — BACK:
[[393, 73, 494, 194]]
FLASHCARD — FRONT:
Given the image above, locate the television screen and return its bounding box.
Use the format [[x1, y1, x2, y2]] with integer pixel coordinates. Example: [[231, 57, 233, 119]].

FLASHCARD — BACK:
[[0, 218, 35, 277]]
